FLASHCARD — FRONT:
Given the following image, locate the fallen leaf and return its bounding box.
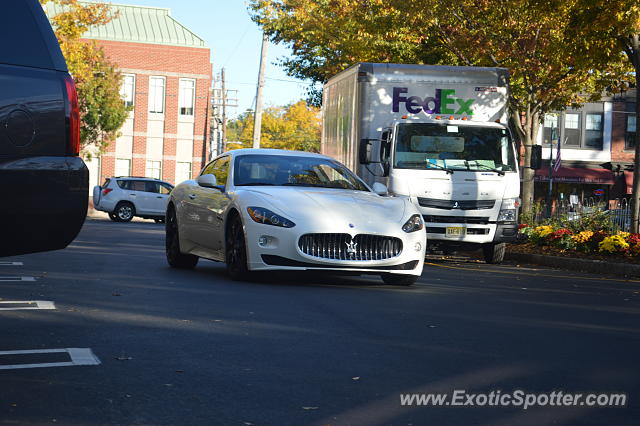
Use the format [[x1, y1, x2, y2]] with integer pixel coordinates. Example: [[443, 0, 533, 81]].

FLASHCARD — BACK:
[[428, 325, 437, 328], [115, 356, 132, 361], [302, 406, 318, 410], [352, 376, 360, 381]]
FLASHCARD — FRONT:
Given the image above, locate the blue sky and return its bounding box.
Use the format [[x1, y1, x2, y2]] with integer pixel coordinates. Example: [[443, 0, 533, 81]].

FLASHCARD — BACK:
[[104, 0, 312, 117]]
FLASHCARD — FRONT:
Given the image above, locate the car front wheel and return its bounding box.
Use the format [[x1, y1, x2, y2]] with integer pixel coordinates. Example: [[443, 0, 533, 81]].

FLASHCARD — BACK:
[[482, 243, 506, 264], [165, 206, 198, 269], [226, 215, 250, 281]]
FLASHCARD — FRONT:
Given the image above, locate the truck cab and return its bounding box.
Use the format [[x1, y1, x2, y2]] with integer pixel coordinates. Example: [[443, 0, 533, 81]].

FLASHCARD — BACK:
[[370, 118, 519, 262]]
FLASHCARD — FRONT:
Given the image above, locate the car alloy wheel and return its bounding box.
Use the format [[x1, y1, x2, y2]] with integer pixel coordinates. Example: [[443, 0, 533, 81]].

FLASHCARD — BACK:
[[116, 202, 134, 222], [165, 206, 198, 269], [226, 216, 249, 281]]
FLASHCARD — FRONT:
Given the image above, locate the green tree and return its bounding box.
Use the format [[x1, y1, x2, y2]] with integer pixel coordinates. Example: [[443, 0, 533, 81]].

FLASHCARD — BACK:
[[43, 0, 129, 158], [227, 100, 321, 152], [251, 0, 631, 214]]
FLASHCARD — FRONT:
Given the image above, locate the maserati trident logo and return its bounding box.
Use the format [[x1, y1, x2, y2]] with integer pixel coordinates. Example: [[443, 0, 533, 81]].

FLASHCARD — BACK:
[[452, 201, 460, 209], [346, 240, 358, 258]]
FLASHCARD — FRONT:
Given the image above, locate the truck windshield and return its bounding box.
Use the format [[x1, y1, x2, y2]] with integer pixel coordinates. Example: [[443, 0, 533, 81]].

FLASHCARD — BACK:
[[393, 123, 516, 172]]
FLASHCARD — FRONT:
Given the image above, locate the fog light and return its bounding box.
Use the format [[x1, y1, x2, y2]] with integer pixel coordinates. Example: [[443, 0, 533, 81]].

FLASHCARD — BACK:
[[414, 242, 422, 252], [258, 236, 270, 247]]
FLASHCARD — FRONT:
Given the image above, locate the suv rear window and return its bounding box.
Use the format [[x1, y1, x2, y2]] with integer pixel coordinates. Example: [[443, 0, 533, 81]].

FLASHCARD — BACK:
[[0, 2, 57, 70]]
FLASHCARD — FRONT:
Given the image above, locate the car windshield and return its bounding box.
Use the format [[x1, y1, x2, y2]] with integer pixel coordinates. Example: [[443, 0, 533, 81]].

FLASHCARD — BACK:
[[394, 123, 517, 172], [234, 154, 369, 191]]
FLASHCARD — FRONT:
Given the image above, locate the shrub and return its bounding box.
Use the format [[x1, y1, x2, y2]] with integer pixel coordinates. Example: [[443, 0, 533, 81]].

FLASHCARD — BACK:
[[599, 235, 630, 254]]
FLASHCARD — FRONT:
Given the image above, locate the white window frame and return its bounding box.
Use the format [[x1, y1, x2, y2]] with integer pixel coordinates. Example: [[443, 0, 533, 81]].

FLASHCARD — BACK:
[[121, 74, 135, 108], [148, 76, 166, 114], [145, 160, 162, 180], [175, 161, 192, 184], [115, 158, 131, 177], [179, 78, 196, 116]]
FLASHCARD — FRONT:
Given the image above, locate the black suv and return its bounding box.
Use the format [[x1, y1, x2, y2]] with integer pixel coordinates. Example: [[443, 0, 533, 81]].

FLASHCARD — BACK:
[[0, 0, 88, 257]]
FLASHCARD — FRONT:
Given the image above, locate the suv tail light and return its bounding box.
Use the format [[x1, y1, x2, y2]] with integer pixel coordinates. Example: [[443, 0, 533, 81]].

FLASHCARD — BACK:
[[102, 188, 113, 196], [63, 74, 80, 156]]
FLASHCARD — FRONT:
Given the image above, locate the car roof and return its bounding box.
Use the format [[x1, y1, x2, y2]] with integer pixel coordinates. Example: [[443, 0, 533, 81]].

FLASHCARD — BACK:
[[224, 148, 331, 160]]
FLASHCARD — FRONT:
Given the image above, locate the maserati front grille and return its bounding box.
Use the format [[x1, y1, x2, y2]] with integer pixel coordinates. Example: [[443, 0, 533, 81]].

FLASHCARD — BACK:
[[298, 233, 402, 261]]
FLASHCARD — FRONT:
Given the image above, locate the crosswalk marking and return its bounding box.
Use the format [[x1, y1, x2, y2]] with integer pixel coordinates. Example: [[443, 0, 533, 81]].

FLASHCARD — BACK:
[[0, 276, 36, 282], [0, 301, 55, 311], [0, 262, 23, 266], [0, 348, 101, 370]]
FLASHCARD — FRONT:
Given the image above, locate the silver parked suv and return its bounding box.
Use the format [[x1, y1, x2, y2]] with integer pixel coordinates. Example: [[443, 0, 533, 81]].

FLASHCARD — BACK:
[[93, 177, 174, 223]]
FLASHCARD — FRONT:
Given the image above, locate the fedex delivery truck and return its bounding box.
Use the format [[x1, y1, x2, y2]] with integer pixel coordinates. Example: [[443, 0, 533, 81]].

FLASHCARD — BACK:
[[321, 63, 520, 263]]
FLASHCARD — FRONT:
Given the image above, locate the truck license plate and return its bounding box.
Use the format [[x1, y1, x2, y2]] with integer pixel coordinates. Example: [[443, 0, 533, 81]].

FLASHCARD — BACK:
[[446, 227, 465, 237]]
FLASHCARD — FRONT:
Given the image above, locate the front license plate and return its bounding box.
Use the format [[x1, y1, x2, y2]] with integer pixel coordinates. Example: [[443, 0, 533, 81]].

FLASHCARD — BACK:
[[445, 227, 466, 237]]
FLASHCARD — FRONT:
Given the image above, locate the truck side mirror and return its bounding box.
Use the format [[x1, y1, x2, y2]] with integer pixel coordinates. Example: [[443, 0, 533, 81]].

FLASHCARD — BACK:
[[359, 139, 372, 165], [530, 145, 542, 170]]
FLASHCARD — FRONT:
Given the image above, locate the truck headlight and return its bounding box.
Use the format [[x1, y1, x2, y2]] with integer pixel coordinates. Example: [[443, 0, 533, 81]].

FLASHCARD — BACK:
[[247, 207, 296, 228], [498, 198, 520, 223], [402, 214, 424, 233]]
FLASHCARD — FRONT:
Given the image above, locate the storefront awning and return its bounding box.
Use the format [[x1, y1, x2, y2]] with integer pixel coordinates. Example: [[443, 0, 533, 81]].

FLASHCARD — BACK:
[[534, 167, 615, 184]]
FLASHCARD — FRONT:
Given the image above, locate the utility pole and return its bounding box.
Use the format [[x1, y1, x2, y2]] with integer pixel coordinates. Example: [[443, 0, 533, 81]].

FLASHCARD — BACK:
[[221, 68, 227, 153], [252, 32, 268, 149]]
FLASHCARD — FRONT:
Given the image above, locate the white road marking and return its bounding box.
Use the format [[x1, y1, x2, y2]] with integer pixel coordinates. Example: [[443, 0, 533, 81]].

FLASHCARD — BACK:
[[0, 276, 36, 282], [0, 262, 23, 266], [0, 348, 101, 370], [0, 301, 55, 311]]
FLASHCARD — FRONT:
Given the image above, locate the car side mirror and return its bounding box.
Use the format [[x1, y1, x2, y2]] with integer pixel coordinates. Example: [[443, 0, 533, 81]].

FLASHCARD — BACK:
[[530, 145, 542, 170], [359, 139, 373, 165], [372, 182, 388, 195], [197, 174, 218, 188]]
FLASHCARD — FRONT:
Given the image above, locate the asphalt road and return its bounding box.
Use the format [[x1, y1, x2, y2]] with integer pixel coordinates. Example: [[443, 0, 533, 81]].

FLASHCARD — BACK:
[[0, 219, 639, 425]]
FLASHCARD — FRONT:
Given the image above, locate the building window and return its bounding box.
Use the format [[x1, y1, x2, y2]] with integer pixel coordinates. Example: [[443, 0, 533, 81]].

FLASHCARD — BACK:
[[121, 74, 135, 108], [115, 158, 131, 177], [146, 160, 162, 179], [543, 114, 559, 145], [584, 113, 603, 149], [175, 161, 192, 184], [626, 115, 637, 150], [563, 113, 581, 146], [179, 79, 195, 116], [149, 77, 165, 114]]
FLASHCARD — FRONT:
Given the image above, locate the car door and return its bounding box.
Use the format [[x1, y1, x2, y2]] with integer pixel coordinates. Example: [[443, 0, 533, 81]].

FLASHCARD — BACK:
[[125, 180, 149, 214], [143, 181, 172, 216], [190, 156, 232, 258]]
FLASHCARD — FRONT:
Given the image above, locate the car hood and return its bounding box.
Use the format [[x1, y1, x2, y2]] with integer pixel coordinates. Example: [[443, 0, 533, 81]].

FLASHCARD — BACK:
[[236, 187, 408, 224]]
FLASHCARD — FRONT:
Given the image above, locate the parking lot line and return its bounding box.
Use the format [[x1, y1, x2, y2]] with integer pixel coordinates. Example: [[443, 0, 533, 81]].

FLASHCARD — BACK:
[[0, 262, 23, 266], [0, 301, 55, 311], [0, 276, 36, 282], [0, 348, 101, 370]]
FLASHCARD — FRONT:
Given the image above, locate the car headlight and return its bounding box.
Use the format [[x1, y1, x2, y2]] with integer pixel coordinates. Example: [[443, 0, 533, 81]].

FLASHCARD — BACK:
[[498, 198, 520, 223], [402, 214, 424, 233], [247, 207, 295, 228]]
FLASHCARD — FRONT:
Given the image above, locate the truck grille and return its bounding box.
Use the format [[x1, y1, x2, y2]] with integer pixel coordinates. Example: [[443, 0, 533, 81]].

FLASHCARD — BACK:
[[423, 215, 490, 225], [298, 233, 402, 261], [418, 198, 495, 210]]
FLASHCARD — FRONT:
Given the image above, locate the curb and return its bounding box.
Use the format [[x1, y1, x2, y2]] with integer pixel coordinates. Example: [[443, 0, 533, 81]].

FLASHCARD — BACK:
[[505, 251, 640, 278]]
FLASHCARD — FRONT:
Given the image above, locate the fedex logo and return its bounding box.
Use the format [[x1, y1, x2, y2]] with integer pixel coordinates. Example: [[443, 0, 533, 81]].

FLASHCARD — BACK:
[[392, 87, 474, 115]]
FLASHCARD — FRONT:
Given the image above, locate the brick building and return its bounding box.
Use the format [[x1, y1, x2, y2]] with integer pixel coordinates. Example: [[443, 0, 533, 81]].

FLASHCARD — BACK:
[[533, 89, 637, 203], [45, 2, 212, 191]]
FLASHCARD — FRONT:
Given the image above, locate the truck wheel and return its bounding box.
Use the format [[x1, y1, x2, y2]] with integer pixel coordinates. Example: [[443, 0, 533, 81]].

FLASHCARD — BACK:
[[381, 273, 418, 286], [483, 243, 506, 264]]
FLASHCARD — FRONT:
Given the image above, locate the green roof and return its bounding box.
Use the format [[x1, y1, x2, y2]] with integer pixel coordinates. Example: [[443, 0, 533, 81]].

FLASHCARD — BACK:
[[44, 1, 207, 48]]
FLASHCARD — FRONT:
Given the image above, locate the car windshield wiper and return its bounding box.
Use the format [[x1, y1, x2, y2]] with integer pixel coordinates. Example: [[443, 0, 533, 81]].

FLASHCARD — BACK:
[[399, 161, 455, 174], [468, 162, 506, 176]]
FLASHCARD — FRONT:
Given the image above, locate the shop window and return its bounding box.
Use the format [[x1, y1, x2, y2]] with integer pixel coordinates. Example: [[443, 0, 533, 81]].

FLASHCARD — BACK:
[[563, 113, 581, 146]]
